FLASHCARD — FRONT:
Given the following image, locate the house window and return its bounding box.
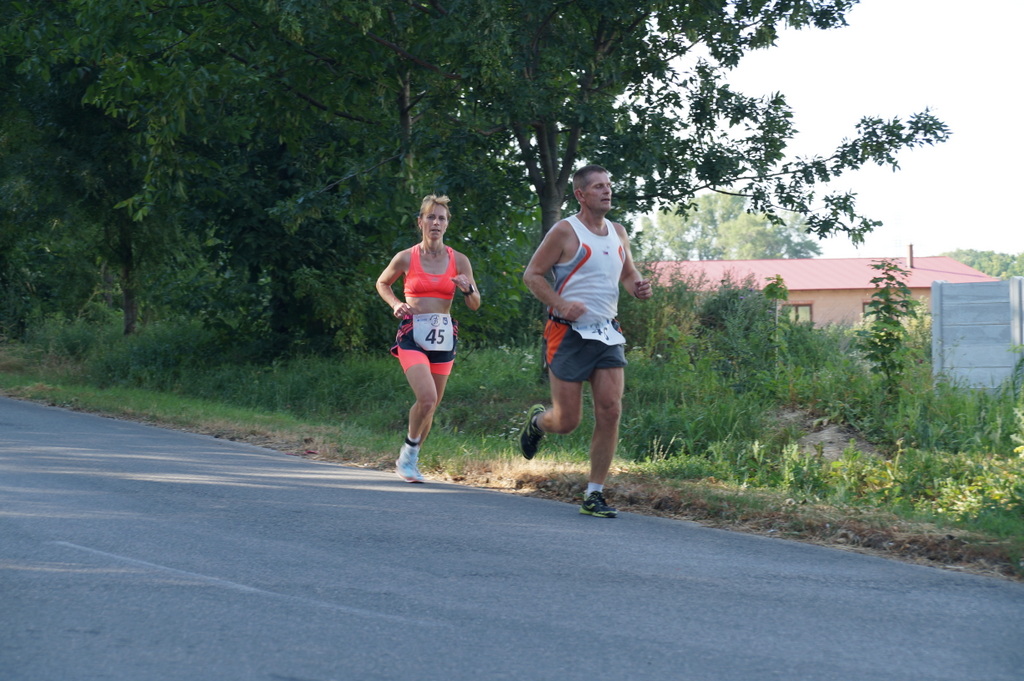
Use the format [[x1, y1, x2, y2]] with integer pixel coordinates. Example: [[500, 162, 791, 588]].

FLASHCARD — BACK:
[[782, 303, 812, 323], [862, 301, 874, 318]]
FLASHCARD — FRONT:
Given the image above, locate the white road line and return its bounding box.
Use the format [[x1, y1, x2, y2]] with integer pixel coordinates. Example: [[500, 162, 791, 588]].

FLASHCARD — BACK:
[[51, 541, 443, 627]]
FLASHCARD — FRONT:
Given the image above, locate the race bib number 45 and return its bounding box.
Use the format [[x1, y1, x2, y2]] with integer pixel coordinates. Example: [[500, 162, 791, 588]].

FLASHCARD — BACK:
[[412, 313, 454, 351]]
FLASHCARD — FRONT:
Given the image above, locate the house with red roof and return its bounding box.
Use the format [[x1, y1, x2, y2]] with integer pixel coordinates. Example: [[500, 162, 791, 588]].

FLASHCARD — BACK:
[[647, 248, 999, 326]]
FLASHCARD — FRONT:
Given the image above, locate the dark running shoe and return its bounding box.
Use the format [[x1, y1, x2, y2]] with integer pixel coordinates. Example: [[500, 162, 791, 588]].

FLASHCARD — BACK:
[[580, 491, 617, 518], [519, 404, 546, 460]]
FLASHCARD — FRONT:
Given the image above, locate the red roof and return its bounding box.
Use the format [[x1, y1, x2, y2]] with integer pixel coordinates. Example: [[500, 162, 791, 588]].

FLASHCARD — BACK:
[[647, 257, 998, 291]]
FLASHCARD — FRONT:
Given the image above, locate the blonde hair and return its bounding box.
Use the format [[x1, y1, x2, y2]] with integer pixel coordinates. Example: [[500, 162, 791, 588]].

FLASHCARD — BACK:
[[418, 194, 451, 219]]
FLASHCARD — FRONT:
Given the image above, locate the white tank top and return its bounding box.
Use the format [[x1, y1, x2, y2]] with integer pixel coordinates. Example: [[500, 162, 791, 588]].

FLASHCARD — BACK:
[[550, 215, 625, 325]]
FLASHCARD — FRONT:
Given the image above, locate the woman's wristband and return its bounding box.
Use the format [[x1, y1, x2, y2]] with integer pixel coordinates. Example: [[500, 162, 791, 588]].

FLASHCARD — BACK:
[[462, 285, 476, 296]]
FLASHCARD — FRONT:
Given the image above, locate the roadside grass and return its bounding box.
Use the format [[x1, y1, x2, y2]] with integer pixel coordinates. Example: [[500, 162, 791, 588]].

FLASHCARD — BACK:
[[2, 335, 1022, 581]]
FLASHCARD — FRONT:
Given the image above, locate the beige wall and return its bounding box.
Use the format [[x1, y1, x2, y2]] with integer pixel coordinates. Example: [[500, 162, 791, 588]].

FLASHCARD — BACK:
[[785, 288, 930, 326]]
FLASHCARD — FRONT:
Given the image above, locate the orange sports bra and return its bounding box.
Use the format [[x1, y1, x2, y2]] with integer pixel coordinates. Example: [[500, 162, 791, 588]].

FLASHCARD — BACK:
[[403, 246, 458, 300]]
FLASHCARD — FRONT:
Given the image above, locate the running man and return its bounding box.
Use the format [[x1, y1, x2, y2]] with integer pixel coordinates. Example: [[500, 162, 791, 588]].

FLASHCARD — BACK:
[[518, 165, 653, 517]]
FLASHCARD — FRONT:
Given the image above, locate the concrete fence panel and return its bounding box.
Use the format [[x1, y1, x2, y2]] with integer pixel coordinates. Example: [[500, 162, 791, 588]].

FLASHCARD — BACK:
[[931, 277, 1024, 389]]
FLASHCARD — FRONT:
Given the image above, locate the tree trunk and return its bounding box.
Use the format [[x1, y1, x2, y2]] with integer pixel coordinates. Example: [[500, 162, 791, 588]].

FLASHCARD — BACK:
[[538, 179, 567, 236], [121, 264, 138, 335], [100, 262, 115, 307], [397, 66, 415, 186], [513, 120, 578, 240]]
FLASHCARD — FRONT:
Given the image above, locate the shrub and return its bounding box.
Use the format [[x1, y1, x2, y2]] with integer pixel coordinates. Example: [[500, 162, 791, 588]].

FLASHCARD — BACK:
[[854, 259, 920, 397]]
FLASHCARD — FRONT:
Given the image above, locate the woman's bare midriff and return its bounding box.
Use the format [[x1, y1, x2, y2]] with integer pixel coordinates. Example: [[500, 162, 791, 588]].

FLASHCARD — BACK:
[[405, 296, 453, 315]]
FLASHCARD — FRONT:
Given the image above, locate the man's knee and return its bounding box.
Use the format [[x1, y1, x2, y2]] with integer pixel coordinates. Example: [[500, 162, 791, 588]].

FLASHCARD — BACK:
[[594, 398, 622, 424], [545, 409, 581, 434]]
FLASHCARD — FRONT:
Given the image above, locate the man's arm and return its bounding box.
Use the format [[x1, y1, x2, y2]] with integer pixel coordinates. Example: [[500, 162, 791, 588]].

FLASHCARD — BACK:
[[523, 221, 588, 321], [614, 222, 653, 300]]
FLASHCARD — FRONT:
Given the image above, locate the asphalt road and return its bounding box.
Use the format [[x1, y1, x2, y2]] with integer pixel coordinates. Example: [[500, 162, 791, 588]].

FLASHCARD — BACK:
[[2, 395, 1022, 681]]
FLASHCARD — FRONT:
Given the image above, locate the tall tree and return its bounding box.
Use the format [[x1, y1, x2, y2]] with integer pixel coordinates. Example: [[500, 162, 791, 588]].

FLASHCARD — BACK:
[[2, 1, 476, 345], [438, 0, 948, 242], [0, 50, 174, 335]]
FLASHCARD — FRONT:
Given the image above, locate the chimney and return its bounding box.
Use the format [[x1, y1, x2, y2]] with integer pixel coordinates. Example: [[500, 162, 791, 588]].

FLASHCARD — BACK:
[[907, 244, 914, 269]]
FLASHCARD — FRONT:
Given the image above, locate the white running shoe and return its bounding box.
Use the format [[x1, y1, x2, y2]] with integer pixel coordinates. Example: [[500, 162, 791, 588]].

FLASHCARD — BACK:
[[396, 443, 425, 483]]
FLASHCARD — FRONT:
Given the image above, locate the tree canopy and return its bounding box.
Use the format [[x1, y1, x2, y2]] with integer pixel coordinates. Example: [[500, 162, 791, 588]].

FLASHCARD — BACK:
[[0, 0, 950, 351], [944, 250, 1024, 280], [640, 193, 822, 260]]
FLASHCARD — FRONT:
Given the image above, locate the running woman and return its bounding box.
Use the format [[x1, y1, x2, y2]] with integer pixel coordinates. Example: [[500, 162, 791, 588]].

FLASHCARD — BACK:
[[375, 194, 480, 482]]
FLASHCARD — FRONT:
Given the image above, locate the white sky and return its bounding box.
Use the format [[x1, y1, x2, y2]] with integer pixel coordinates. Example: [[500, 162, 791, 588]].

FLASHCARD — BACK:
[[723, 0, 1023, 259]]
